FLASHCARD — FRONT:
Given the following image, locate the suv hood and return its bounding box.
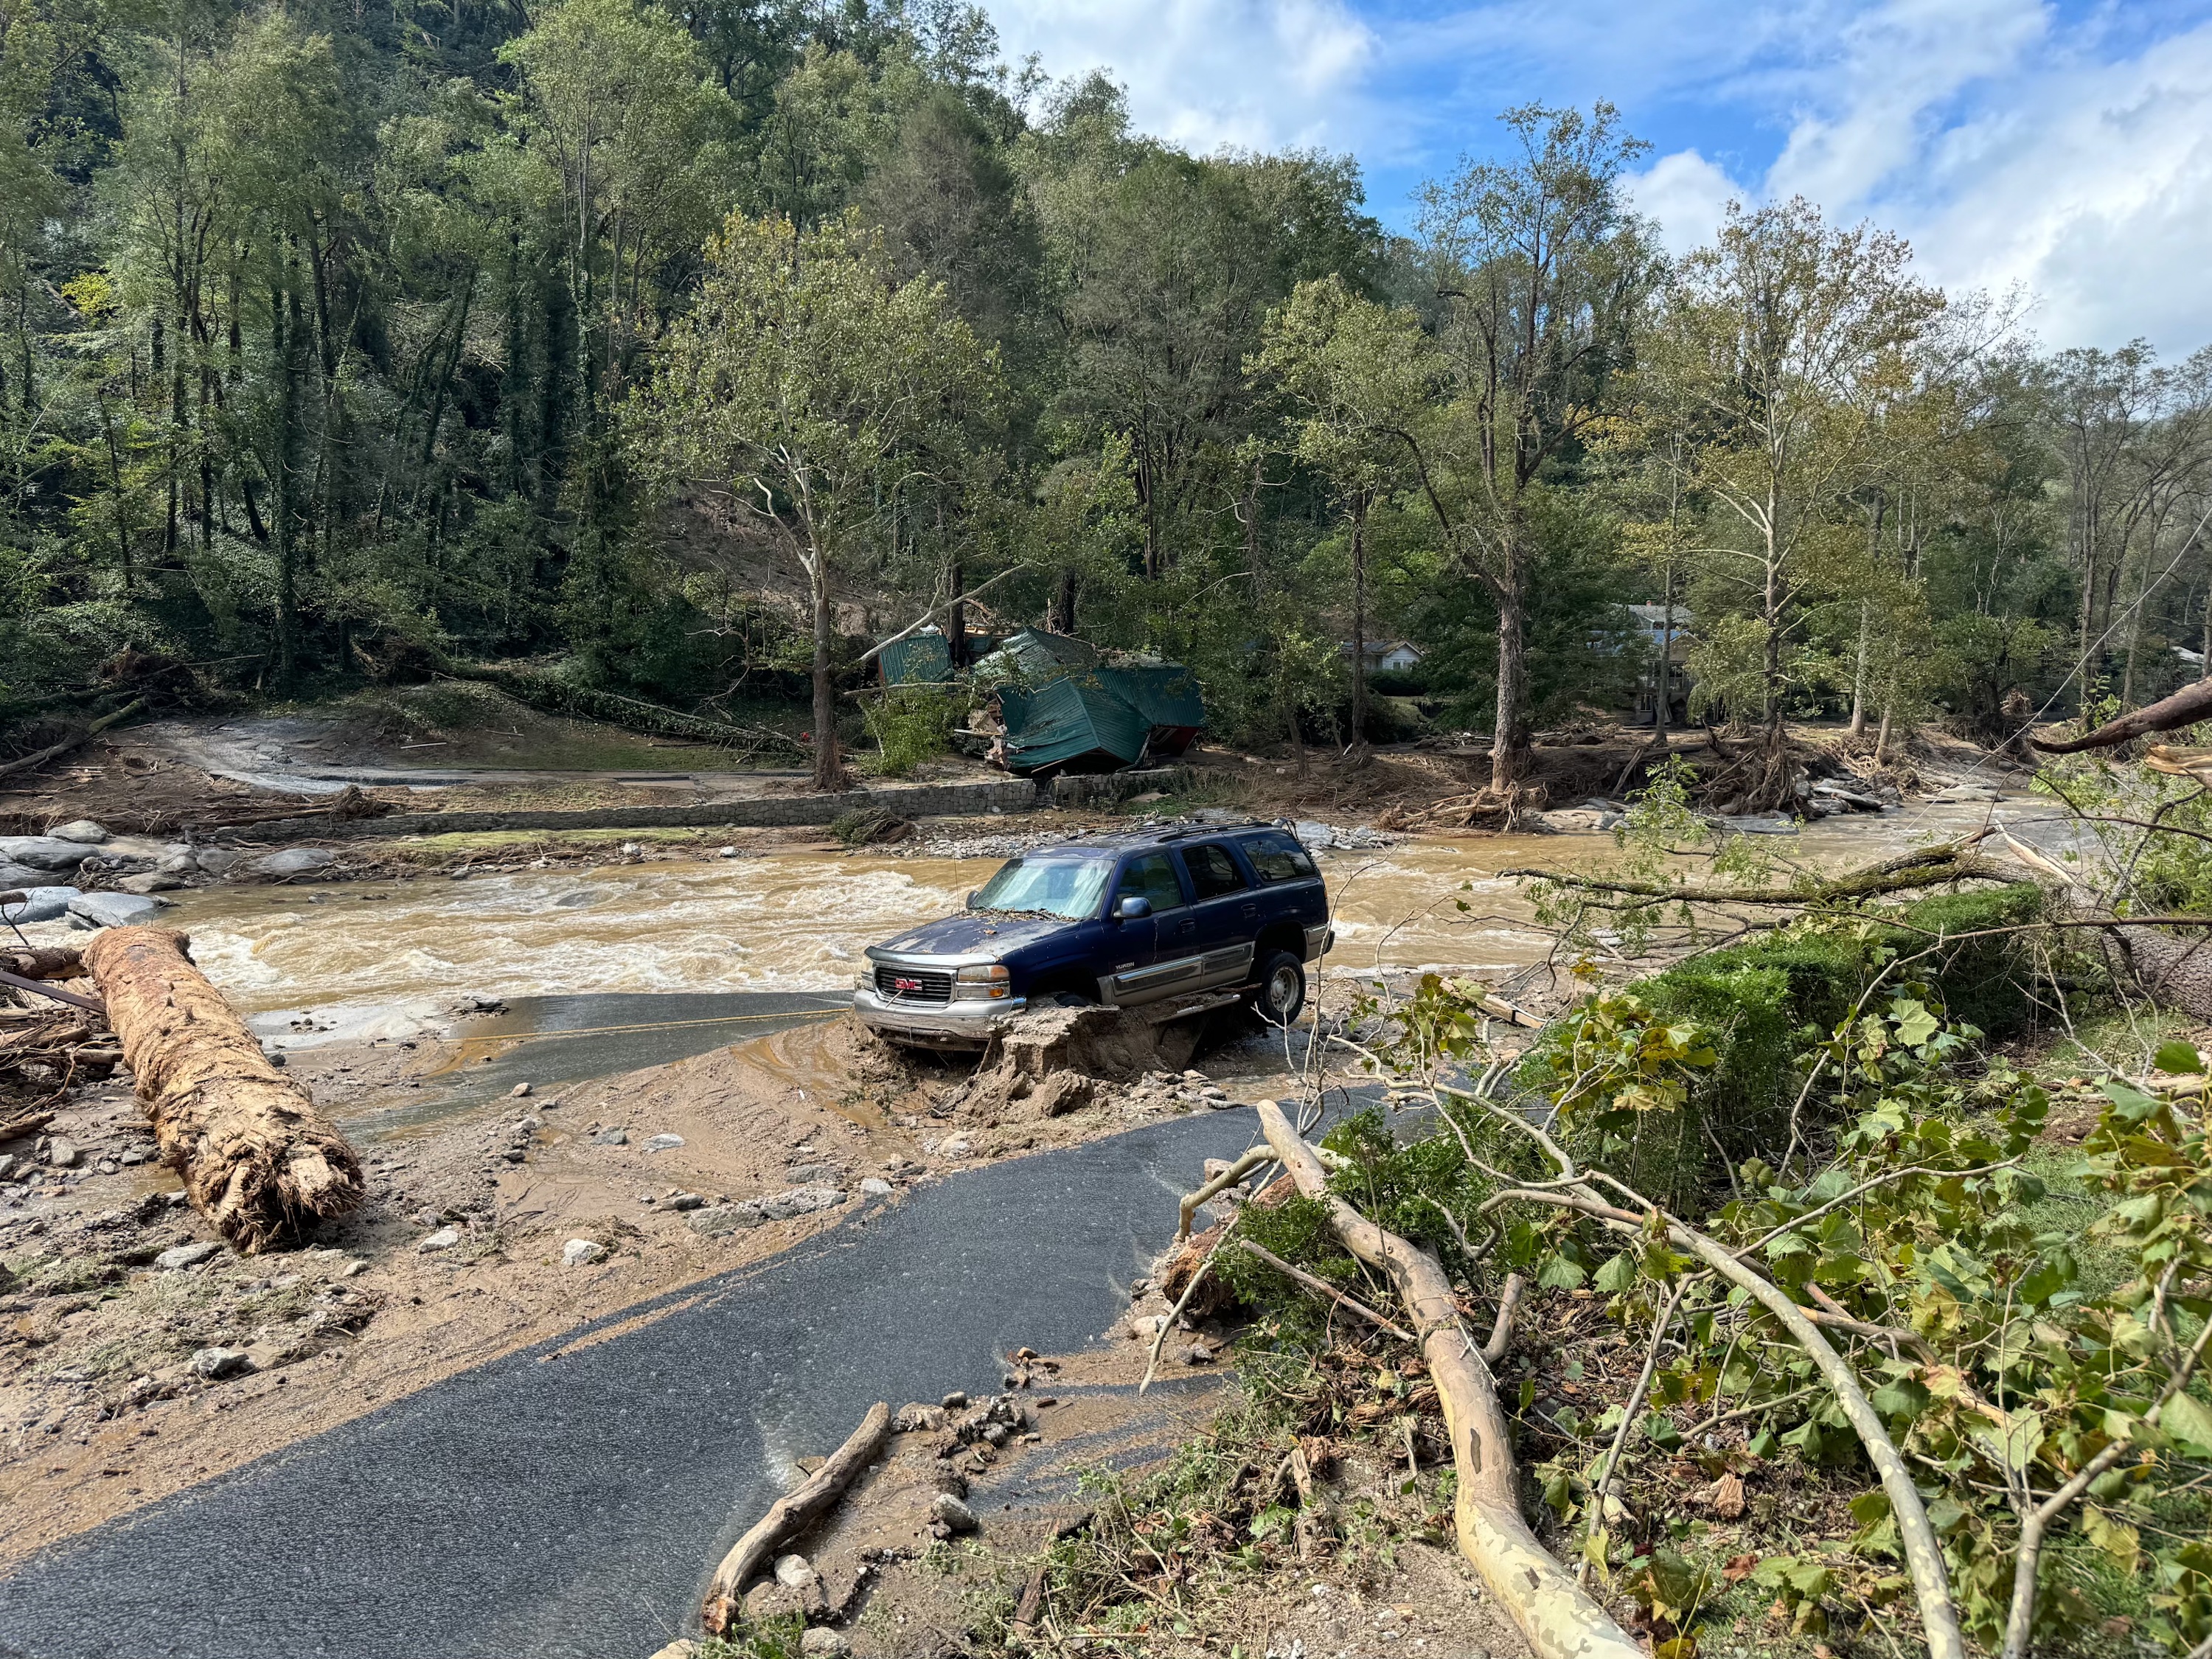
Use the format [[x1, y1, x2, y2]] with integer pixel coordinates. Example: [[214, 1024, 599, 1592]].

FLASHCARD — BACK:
[[870, 913, 1074, 960]]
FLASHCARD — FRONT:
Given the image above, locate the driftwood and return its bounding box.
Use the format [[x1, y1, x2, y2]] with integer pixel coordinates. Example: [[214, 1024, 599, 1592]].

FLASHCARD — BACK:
[[2030, 676, 2212, 754], [0, 967, 103, 1012], [701, 1401, 891, 1635], [79, 927, 363, 1250], [2, 947, 85, 981], [0, 697, 146, 782], [1253, 1101, 1642, 1659]]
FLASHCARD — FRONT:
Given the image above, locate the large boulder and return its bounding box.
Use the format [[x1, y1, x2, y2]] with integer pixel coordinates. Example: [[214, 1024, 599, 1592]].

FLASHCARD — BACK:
[[0, 837, 94, 872], [250, 847, 336, 879], [48, 821, 111, 844], [0, 886, 80, 924], [68, 891, 173, 929]]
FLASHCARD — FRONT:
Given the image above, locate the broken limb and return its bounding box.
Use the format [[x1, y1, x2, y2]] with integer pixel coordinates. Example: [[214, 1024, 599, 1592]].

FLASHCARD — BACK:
[[0, 968, 102, 1013], [855, 563, 1037, 665], [1253, 1101, 1644, 1659], [1501, 838, 2016, 908], [1579, 1278, 1691, 1586], [0, 696, 145, 782], [1489, 1181, 1967, 1659], [1481, 1273, 1524, 1366], [2000, 1313, 2212, 1659], [79, 926, 363, 1251], [1140, 1232, 1231, 1395], [1235, 1239, 1413, 1340], [1176, 1146, 1273, 1242], [701, 1401, 891, 1636], [2029, 675, 2212, 754]]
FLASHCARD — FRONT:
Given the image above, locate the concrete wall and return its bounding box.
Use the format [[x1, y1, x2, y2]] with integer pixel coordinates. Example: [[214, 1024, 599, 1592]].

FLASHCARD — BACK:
[[214, 779, 1043, 843]]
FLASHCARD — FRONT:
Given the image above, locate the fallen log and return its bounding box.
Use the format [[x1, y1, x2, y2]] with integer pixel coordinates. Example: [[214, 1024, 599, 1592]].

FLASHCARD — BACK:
[[1253, 1101, 1641, 1659], [0, 697, 146, 782], [2030, 676, 2212, 754], [701, 1400, 890, 1636], [3, 947, 85, 981], [78, 927, 363, 1251]]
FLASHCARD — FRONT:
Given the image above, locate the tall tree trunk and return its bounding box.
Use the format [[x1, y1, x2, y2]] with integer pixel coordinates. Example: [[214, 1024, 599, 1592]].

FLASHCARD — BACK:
[[1653, 566, 1674, 750], [1349, 498, 1368, 747], [1490, 545, 1528, 793], [1848, 599, 1871, 736], [806, 543, 842, 793], [1051, 568, 1077, 634], [271, 257, 301, 686]]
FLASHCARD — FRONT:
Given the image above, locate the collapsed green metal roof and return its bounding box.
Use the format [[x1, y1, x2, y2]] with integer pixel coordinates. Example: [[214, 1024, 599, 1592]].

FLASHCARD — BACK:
[[998, 675, 1152, 773], [876, 625, 1207, 775]]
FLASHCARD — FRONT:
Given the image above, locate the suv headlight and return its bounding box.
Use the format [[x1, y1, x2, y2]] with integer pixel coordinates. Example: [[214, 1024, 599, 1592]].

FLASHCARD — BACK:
[[855, 967, 875, 993], [955, 964, 1012, 999]]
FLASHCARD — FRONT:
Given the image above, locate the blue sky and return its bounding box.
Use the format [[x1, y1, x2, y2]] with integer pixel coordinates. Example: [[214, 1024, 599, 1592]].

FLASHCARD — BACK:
[[983, 0, 2212, 352]]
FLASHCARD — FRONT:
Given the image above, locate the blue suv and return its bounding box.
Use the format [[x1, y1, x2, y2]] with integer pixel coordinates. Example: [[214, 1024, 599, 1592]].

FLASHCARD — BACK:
[[855, 823, 1332, 1049]]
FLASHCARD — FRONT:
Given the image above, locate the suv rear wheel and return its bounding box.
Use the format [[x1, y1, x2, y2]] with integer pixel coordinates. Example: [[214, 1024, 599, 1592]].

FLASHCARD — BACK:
[[1251, 950, 1306, 1026]]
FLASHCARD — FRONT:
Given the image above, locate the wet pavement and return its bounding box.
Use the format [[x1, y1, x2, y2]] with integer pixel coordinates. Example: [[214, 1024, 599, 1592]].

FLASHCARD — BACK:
[[0, 1107, 1276, 1659]]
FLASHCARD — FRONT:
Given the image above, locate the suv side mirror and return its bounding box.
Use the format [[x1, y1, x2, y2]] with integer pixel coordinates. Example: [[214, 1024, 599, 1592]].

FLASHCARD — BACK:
[[965, 891, 980, 909], [1115, 895, 1152, 921]]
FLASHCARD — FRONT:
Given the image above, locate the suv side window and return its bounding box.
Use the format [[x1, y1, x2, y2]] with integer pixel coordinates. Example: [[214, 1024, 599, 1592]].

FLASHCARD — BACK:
[[1239, 832, 1318, 883], [1181, 843, 1247, 901], [1114, 852, 1185, 913]]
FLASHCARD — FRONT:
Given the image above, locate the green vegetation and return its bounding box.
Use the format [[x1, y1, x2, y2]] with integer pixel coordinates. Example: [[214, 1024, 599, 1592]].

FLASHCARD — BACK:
[[4, 0, 2205, 779]]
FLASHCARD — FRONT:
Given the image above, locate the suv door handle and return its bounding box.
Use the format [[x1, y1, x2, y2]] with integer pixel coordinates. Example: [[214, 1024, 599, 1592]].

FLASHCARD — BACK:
[[1178, 918, 1197, 935], [1240, 902, 1257, 919]]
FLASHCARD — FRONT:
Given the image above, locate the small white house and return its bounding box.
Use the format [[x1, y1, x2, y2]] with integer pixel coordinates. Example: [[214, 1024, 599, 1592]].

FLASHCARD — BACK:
[[1343, 640, 1425, 675], [1626, 604, 1691, 649]]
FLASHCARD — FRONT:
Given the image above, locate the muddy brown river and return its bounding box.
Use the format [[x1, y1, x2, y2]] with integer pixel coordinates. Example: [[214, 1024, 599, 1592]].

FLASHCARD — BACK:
[[101, 798, 2023, 1018]]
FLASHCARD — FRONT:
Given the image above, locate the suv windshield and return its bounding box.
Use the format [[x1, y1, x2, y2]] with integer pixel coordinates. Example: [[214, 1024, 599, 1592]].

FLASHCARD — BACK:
[[971, 855, 1113, 920]]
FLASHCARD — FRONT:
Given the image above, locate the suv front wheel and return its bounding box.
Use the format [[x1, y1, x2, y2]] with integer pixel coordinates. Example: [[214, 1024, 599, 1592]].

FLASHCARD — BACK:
[[1251, 950, 1307, 1026]]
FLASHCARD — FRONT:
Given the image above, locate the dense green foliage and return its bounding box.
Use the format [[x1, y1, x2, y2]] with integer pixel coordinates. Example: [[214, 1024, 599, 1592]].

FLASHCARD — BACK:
[[3, 0, 2209, 761]]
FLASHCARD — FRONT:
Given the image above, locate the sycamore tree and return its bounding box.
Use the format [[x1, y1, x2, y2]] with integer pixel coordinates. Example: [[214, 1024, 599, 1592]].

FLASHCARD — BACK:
[[627, 212, 994, 790], [1636, 198, 1943, 800], [1412, 102, 1655, 793], [1253, 273, 1436, 745]]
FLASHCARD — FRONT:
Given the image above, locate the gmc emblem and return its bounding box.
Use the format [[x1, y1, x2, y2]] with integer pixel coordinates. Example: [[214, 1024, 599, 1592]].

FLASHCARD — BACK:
[[891, 976, 922, 993]]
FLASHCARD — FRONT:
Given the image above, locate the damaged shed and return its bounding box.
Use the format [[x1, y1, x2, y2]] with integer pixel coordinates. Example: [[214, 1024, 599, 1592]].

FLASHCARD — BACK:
[[969, 629, 1209, 776]]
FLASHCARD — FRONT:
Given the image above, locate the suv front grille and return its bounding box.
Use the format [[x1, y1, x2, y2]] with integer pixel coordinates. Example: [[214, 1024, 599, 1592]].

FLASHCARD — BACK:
[[874, 965, 953, 1005]]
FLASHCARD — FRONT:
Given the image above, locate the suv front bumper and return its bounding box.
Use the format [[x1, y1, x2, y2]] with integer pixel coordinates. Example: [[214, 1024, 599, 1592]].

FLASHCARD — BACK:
[[853, 984, 1029, 1048]]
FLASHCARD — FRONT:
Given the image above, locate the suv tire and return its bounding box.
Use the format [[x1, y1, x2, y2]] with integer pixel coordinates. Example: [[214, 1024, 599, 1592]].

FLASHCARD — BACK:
[[1251, 949, 1306, 1026]]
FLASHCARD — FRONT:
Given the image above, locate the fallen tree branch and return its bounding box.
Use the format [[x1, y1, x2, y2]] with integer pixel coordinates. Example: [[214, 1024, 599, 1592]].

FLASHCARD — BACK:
[[2029, 676, 2212, 754], [0, 697, 146, 781], [1489, 1183, 1967, 1659], [80, 927, 363, 1250], [1176, 1147, 1273, 1242], [856, 563, 1037, 666], [1580, 1279, 1690, 1585], [1236, 1239, 1413, 1340], [1501, 841, 2016, 908], [0, 967, 102, 1013], [1253, 1101, 1642, 1659], [1481, 1273, 1524, 1366], [701, 1400, 891, 1636]]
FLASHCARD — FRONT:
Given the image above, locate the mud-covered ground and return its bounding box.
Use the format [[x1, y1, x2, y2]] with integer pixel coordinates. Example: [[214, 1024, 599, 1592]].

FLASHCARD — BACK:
[[0, 999, 1321, 1569]]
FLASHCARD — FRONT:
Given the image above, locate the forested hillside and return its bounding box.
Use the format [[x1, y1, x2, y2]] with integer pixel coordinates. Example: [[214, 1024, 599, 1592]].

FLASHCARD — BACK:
[[4, 0, 2210, 796]]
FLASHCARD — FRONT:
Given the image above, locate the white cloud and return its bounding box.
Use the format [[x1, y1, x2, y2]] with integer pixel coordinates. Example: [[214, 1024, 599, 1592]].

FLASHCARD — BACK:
[[1624, 148, 1738, 255], [1615, 0, 2212, 348], [986, 0, 1380, 153]]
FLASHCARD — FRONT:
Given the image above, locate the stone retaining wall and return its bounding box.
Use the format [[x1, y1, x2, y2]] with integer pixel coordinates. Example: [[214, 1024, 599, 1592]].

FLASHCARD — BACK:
[[1049, 767, 1195, 807], [214, 778, 1043, 843]]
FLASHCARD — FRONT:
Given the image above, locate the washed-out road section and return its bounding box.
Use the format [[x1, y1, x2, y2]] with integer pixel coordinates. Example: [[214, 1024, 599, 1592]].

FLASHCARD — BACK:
[[0, 1108, 1269, 1659]]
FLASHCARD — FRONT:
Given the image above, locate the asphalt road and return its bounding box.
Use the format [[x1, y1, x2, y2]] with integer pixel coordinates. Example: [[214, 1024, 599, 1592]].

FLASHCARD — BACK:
[[0, 1109, 1272, 1659]]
